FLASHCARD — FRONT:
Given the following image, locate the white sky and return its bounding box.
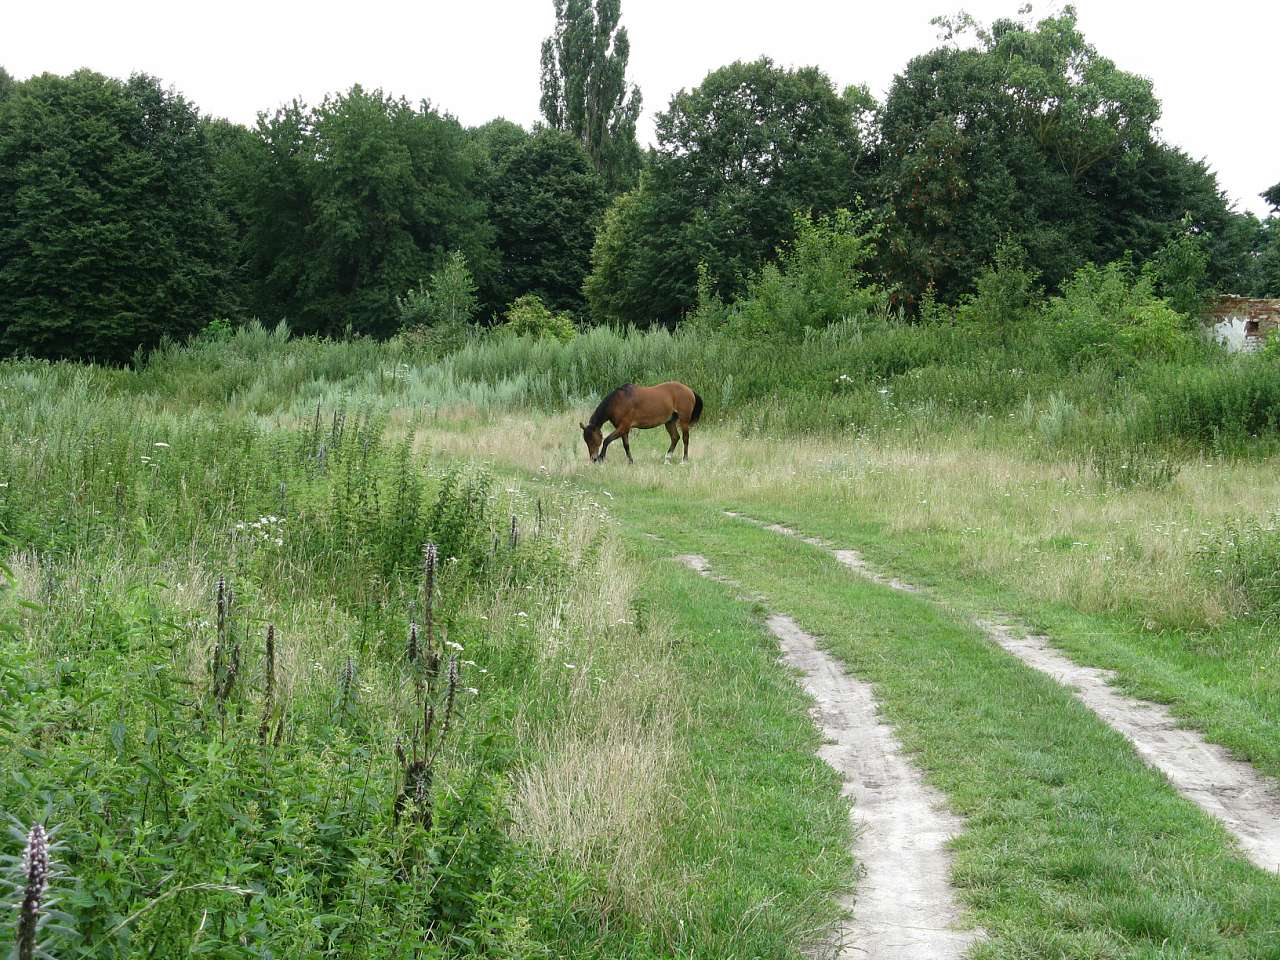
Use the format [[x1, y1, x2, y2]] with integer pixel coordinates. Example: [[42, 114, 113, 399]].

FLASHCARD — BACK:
[[5, 1, 1276, 216]]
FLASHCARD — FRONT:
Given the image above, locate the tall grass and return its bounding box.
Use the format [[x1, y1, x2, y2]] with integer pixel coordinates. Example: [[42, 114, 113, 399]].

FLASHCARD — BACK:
[[122, 311, 1280, 470], [0, 362, 694, 957]]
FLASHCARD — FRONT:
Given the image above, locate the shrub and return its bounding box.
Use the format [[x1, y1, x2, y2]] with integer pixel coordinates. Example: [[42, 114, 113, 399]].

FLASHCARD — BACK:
[[398, 251, 479, 329], [397, 251, 479, 358], [501, 294, 576, 342], [955, 241, 1042, 334], [1144, 221, 1210, 319], [731, 208, 885, 340], [1131, 359, 1280, 449], [1040, 260, 1200, 365]]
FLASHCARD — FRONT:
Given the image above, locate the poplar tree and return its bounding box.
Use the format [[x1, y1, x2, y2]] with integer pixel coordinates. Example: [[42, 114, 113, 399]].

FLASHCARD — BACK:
[[539, 0, 642, 191]]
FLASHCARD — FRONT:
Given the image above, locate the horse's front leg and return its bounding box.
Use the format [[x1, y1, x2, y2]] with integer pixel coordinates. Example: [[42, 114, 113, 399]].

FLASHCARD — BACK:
[[621, 431, 634, 464], [596, 428, 622, 462]]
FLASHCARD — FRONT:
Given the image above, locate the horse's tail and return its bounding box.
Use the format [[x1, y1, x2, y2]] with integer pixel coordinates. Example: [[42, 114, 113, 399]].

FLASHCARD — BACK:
[[691, 390, 703, 424]]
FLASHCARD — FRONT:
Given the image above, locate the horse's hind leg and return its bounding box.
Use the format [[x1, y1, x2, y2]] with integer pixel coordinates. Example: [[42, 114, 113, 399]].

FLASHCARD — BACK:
[[664, 418, 679, 462], [680, 422, 691, 462]]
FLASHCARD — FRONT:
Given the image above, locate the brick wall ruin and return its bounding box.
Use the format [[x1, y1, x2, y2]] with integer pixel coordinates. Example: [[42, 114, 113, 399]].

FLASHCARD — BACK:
[[1206, 296, 1280, 352]]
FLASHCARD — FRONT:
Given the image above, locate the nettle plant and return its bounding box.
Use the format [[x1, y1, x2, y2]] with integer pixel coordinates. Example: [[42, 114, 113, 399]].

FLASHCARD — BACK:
[[0, 406, 557, 957]]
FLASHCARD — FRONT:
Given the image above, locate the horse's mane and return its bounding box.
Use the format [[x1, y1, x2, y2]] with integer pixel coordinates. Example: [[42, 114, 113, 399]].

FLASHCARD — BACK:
[[587, 384, 634, 430]]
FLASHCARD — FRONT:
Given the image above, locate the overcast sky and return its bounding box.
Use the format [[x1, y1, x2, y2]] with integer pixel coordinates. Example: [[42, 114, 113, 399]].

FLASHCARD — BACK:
[[5, 1, 1276, 217]]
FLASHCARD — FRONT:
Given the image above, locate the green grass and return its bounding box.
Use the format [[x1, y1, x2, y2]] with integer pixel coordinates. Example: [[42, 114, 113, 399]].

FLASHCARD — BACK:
[[729, 494, 1280, 786], [0, 360, 857, 959], [576, 540, 854, 957], [589, 489, 1280, 958], [9, 317, 1280, 957]]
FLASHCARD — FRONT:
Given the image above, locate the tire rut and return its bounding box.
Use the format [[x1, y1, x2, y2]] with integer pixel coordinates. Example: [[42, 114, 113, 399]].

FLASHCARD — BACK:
[[726, 512, 1280, 873], [677, 553, 979, 960]]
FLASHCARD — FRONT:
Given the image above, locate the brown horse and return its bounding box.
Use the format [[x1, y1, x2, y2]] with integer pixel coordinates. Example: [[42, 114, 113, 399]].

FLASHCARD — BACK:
[[581, 382, 703, 464]]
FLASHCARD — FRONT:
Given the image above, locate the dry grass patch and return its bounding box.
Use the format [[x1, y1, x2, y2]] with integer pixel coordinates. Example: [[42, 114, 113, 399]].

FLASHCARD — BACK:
[[483, 486, 682, 919], [422, 414, 1280, 630]]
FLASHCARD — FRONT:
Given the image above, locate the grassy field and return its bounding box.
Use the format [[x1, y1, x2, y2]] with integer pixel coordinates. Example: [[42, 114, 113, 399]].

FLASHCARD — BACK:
[[5, 325, 1280, 958], [428, 415, 1280, 772], [0, 362, 852, 959], [426, 413, 1280, 956]]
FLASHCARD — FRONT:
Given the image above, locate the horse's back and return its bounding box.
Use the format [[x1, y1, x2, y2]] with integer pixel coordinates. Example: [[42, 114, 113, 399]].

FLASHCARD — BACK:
[[654, 381, 694, 404]]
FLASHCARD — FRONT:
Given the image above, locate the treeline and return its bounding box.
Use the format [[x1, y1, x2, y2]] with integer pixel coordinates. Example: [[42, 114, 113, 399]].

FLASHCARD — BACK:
[[0, 4, 1277, 363]]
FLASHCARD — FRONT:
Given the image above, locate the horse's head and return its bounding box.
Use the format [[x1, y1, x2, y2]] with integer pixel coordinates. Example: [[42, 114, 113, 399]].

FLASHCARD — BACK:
[[580, 421, 603, 461]]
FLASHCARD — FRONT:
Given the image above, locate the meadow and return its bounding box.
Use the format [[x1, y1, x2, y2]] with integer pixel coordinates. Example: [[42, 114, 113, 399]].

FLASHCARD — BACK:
[[4, 308, 1280, 958]]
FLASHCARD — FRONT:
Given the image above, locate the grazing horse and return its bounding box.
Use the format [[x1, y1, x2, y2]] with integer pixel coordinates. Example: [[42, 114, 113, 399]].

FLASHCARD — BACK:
[[581, 382, 703, 464]]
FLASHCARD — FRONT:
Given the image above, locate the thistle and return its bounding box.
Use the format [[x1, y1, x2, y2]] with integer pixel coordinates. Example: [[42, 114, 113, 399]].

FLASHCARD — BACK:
[[509, 513, 519, 550], [15, 823, 48, 960], [425, 629, 441, 685], [211, 577, 238, 706], [441, 656, 460, 735], [421, 542, 437, 651], [216, 577, 228, 643], [337, 655, 356, 716]]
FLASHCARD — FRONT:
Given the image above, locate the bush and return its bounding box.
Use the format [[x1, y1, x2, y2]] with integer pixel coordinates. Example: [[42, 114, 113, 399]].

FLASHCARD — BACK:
[[1144, 221, 1210, 318], [730, 208, 885, 340], [955, 241, 1042, 333], [1040, 260, 1200, 366], [397, 251, 479, 358], [501, 294, 576, 342], [1131, 359, 1280, 449]]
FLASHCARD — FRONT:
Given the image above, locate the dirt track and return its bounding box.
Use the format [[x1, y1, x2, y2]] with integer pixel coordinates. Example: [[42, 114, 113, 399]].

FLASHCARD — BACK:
[[678, 554, 978, 959], [730, 513, 1280, 875]]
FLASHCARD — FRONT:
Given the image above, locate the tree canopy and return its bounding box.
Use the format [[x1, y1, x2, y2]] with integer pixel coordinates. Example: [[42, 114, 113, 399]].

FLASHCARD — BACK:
[[1265, 181, 1280, 215], [488, 129, 607, 314], [875, 7, 1175, 304], [0, 70, 229, 362], [0, 6, 1268, 360], [585, 58, 872, 325], [223, 87, 496, 338]]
